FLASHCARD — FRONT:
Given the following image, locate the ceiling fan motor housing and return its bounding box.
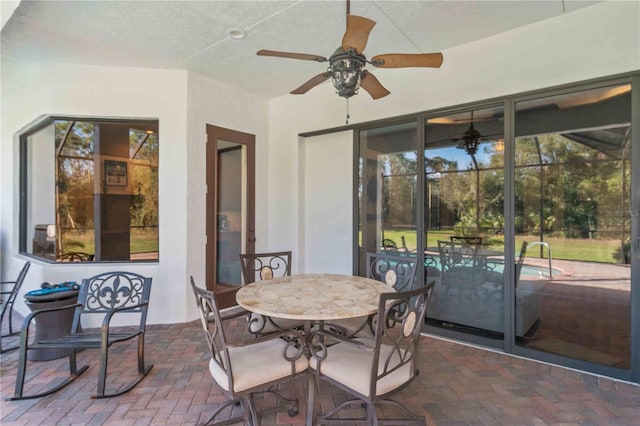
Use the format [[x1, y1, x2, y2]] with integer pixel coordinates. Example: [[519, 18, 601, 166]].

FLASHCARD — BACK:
[[329, 48, 366, 98]]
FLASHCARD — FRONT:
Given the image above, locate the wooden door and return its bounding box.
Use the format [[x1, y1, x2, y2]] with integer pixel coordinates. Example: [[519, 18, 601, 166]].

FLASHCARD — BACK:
[[206, 125, 255, 308]]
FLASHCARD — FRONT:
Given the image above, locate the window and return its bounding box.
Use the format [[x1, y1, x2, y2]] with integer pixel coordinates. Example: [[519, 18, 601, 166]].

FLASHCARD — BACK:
[[20, 117, 159, 262]]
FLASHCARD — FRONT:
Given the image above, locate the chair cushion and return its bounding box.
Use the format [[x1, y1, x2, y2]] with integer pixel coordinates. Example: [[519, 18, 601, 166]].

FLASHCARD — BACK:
[[309, 341, 414, 397], [209, 338, 308, 392]]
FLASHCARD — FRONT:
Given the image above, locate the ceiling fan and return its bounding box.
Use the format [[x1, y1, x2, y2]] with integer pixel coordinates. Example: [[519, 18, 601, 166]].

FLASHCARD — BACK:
[[256, 0, 443, 101]]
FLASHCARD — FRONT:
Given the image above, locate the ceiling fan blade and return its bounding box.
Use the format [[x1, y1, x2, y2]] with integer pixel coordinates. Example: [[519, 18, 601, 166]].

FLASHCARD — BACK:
[[360, 71, 390, 100], [290, 72, 332, 95], [371, 53, 444, 68], [257, 49, 327, 62], [341, 15, 376, 54]]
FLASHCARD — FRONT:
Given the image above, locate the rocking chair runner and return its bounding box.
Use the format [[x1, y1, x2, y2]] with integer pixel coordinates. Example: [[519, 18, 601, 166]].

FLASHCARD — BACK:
[[9, 271, 153, 400], [1, 261, 31, 353]]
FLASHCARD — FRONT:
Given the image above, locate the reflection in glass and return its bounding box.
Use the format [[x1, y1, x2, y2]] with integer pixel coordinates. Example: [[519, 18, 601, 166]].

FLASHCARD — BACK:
[[515, 84, 631, 368], [358, 122, 418, 276], [424, 106, 505, 339], [23, 118, 159, 262]]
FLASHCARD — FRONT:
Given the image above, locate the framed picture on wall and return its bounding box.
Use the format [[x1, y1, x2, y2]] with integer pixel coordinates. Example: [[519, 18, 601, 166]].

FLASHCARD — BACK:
[[104, 160, 128, 186]]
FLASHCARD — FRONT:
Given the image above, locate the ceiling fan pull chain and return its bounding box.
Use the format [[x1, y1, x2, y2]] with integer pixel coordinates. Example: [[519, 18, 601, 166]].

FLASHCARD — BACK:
[[346, 98, 350, 124]]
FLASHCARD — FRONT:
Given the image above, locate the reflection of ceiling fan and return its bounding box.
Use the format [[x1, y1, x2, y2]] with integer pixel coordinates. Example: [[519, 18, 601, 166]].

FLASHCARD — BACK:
[[256, 0, 443, 100], [453, 111, 483, 156]]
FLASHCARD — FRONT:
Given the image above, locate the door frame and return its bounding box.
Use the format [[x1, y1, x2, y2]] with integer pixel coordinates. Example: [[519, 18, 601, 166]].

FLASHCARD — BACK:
[[206, 125, 256, 297]]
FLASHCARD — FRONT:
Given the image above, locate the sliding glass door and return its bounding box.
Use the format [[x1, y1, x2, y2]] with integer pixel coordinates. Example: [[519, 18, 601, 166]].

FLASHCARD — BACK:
[[514, 83, 632, 370], [350, 75, 636, 381], [357, 122, 418, 276], [423, 106, 506, 340]]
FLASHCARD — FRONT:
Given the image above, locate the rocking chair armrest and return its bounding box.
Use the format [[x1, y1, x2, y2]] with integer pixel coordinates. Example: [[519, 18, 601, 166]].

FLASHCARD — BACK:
[[101, 302, 149, 329], [19, 302, 82, 338]]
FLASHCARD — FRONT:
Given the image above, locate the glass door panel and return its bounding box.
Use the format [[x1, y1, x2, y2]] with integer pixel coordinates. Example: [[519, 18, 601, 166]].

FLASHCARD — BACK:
[[514, 84, 632, 369], [216, 142, 245, 285], [424, 106, 505, 339], [358, 122, 418, 277]]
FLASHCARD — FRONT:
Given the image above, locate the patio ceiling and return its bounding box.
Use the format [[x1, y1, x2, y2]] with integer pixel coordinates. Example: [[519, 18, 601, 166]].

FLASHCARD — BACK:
[[1, 0, 601, 100]]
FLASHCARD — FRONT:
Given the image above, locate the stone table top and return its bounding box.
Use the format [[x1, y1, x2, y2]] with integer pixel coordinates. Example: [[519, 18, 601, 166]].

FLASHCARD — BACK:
[[235, 274, 394, 320]]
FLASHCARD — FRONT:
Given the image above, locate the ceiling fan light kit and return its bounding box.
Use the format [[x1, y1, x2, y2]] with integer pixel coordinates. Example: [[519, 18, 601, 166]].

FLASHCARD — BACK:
[[330, 48, 366, 98]]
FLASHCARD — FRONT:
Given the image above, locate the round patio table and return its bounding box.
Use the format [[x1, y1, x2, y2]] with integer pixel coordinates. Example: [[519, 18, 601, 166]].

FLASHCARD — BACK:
[[236, 273, 394, 426]]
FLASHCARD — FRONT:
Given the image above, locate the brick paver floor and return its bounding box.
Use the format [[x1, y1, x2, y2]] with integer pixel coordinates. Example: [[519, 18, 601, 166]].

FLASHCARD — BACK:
[[2, 315, 640, 425]]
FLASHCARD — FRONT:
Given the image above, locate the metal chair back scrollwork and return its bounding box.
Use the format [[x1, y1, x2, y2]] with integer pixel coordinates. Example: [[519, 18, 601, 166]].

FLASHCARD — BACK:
[[239, 251, 302, 335], [239, 251, 291, 284], [381, 238, 399, 255], [327, 253, 419, 339], [10, 271, 153, 400], [366, 252, 418, 292], [450, 235, 483, 245], [57, 252, 95, 262]]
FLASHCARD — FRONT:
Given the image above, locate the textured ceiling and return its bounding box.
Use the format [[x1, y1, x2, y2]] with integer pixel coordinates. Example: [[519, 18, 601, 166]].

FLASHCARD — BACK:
[[1, 0, 601, 99]]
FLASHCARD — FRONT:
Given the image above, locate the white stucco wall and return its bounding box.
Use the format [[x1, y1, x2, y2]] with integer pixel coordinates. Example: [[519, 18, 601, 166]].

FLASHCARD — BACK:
[[268, 0, 640, 271], [300, 131, 353, 274], [185, 71, 269, 312], [0, 63, 191, 326]]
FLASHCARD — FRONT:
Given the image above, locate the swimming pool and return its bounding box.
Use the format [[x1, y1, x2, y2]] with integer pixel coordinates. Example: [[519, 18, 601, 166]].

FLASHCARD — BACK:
[[520, 264, 561, 277]]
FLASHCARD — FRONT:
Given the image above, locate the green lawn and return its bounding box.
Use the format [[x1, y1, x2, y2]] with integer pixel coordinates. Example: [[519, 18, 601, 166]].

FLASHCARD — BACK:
[[61, 227, 158, 256], [380, 229, 624, 264]]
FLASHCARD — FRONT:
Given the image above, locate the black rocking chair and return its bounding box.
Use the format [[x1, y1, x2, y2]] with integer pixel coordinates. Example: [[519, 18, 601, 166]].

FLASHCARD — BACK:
[[9, 271, 153, 400]]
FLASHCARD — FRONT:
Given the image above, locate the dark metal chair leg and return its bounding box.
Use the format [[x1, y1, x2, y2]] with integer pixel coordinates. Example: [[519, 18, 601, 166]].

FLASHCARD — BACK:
[[91, 335, 153, 399]]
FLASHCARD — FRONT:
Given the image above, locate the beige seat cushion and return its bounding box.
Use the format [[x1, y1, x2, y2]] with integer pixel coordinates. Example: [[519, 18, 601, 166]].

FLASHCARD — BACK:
[[309, 342, 413, 397], [209, 338, 308, 392]]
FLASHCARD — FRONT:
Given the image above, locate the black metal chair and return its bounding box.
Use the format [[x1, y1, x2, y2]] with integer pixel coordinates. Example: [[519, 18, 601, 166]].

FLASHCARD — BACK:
[[450, 235, 483, 245], [1, 261, 31, 353], [327, 252, 418, 338], [239, 251, 292, 283], [239, 251, 301, 335], [381, 238, 399, 255], [310, 282, 435, 425], [190, 279, 307, 425], [9, 271, 153, 400], [57, 252, 95, 262]]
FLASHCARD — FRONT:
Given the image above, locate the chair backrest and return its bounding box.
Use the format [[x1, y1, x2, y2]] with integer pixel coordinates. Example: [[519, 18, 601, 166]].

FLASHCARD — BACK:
[[74, 271, 152, 332], [437, 240, 478, 272], [450, 235, 482, 245], [369, 281, 435, 398], [1, 261, 31, 314], [381, 238, 399, 255], [239, 251, 292, 284], [366, 252, 418, 292], [190, 278, 233, 391], [57, 252, 94, 262]]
